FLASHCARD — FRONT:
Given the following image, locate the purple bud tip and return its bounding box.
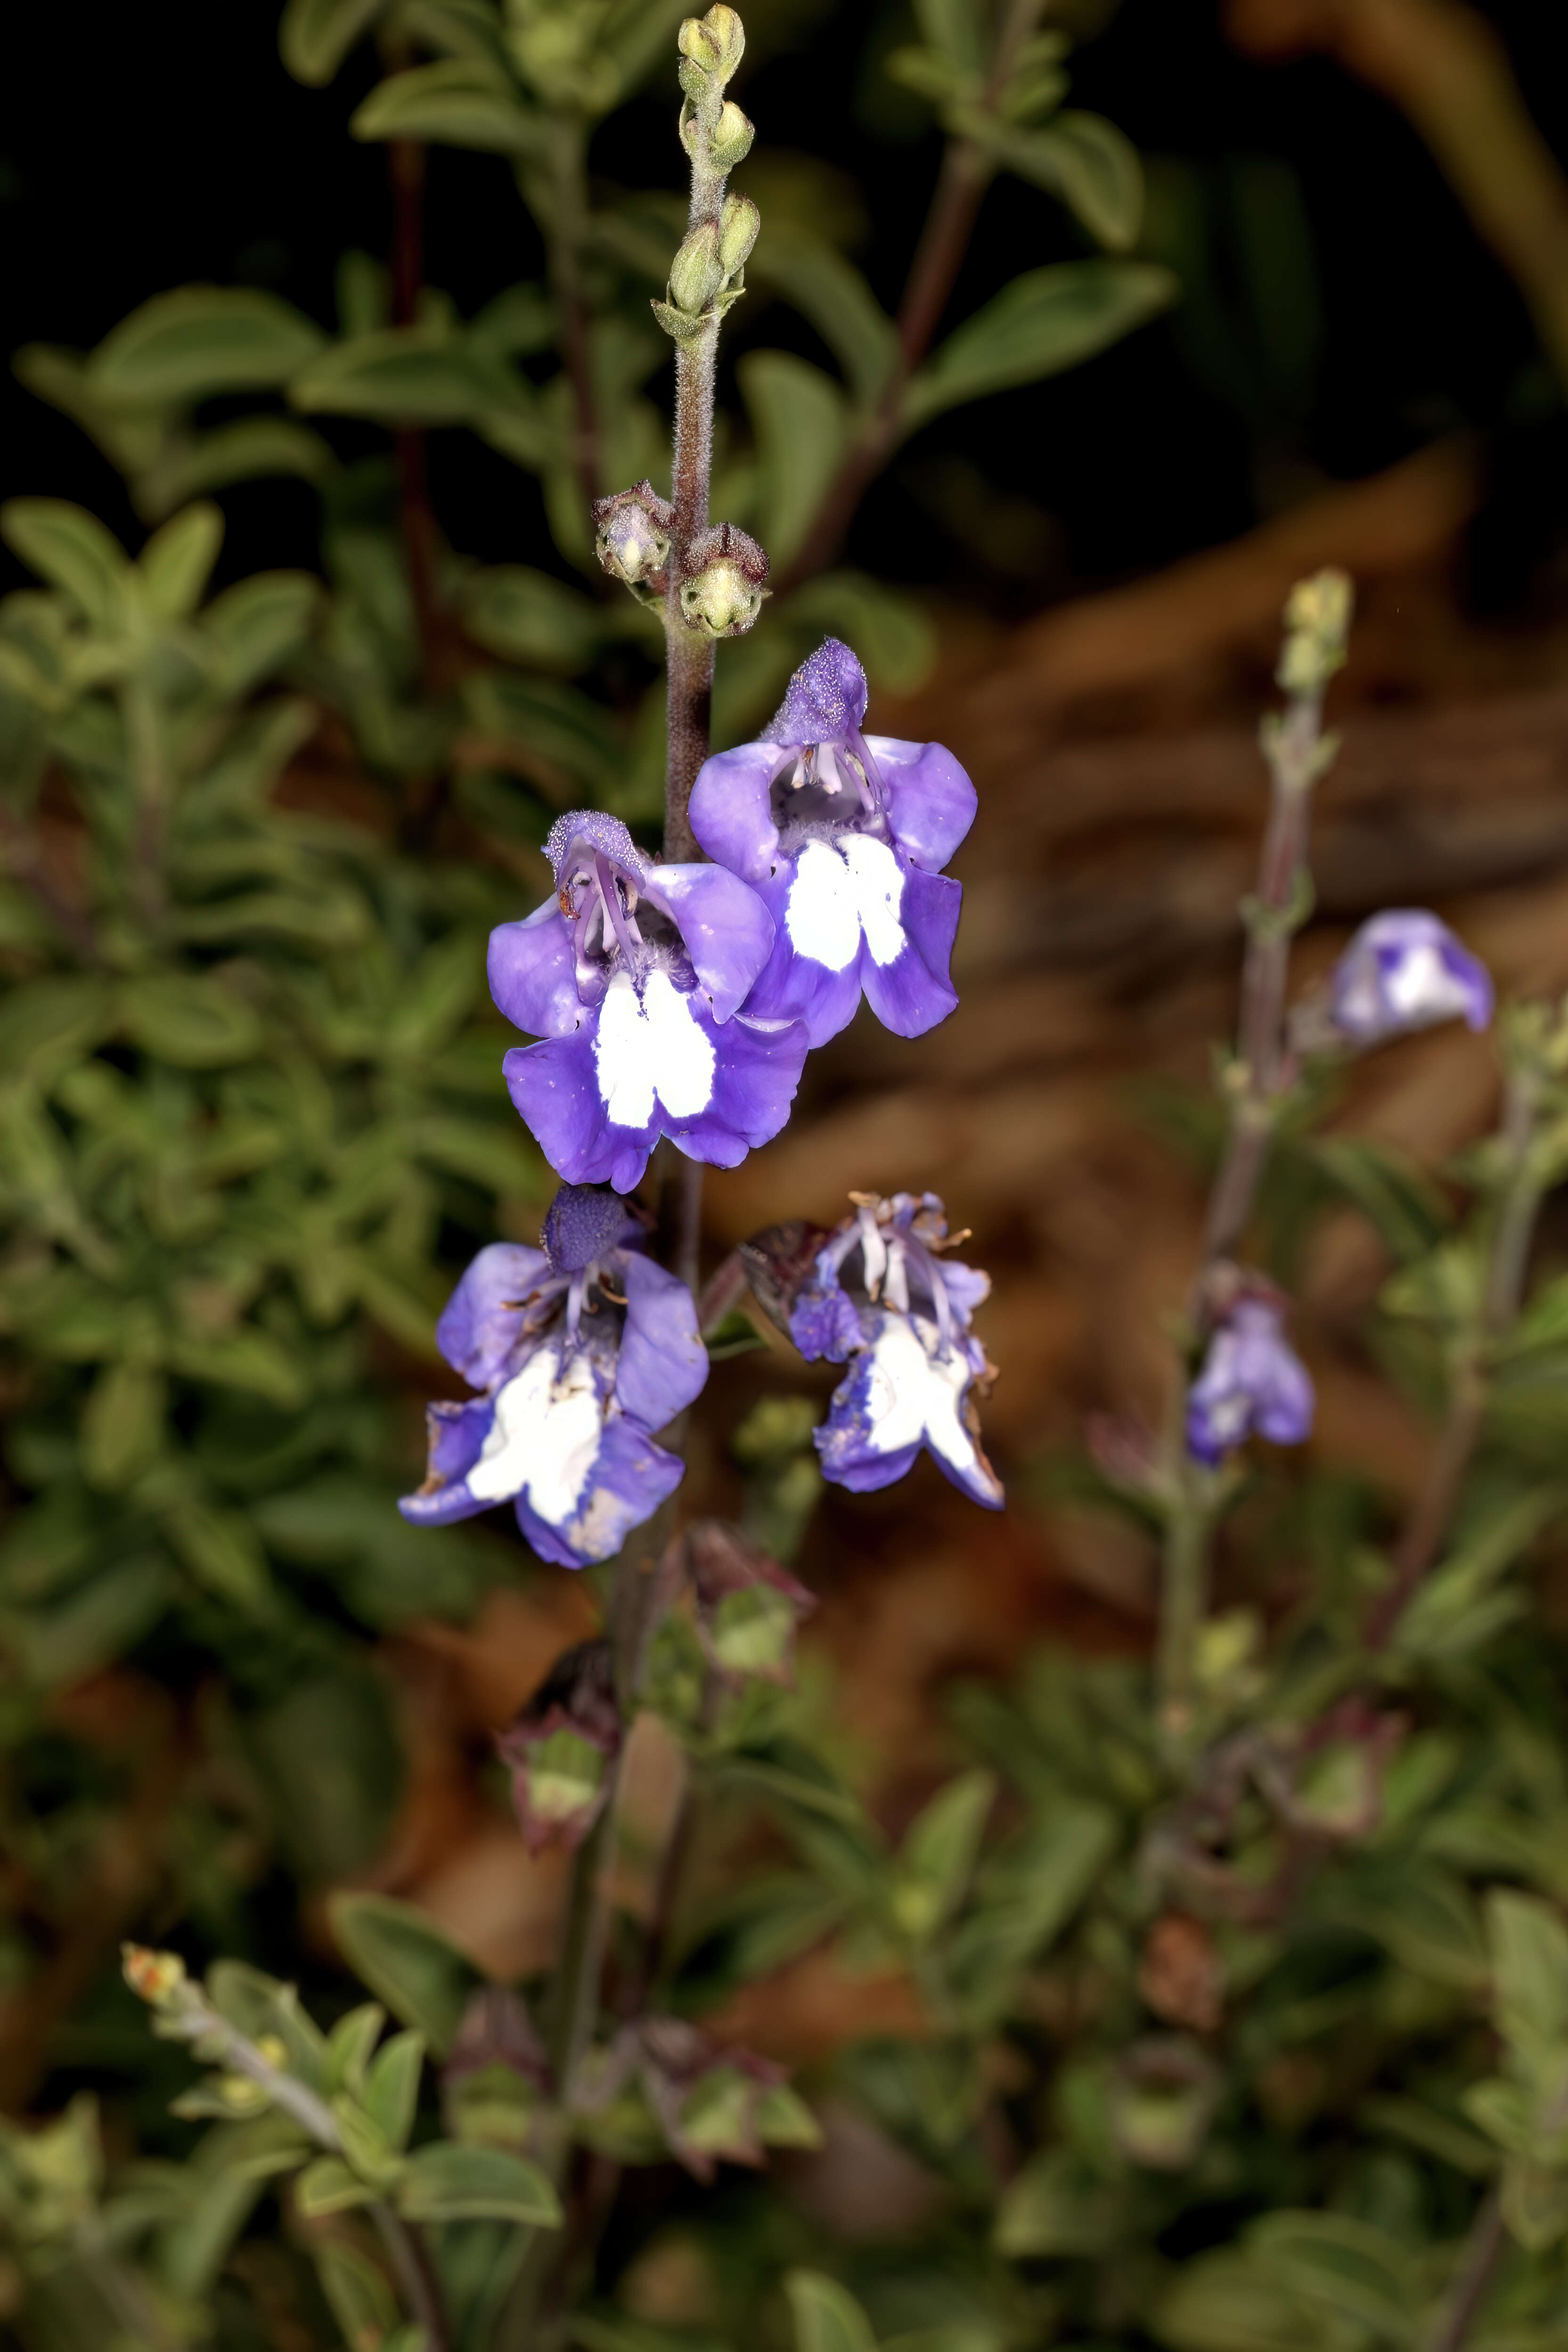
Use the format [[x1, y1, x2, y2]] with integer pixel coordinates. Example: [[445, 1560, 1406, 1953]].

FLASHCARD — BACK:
[[542, 1184, 637, 1274], [763, 637, 868, 749], [544, 810, 648, 887]]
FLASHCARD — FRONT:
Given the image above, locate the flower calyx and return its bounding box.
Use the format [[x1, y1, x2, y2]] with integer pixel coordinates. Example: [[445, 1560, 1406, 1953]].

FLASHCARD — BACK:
[[679, 522, 768, 639], [669, 1518, 816, 1685], [594, 481, 674, 594], [495, 1638, 622, 1854], [1276, 566, 1353, 698], [654, 195, 760, 344], [441, 1986, 552, 2147]]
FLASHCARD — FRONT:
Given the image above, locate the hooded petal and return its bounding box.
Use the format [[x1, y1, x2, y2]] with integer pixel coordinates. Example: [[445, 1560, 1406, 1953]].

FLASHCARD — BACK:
[[617, 1252, 709, 1429], [790, 1282, 865, 1363], [858, 867, 961, 1039], [687, 740, 785, 885], [876, 736, 977, 872], [489, 897, 586, 1038], [650, 861, 777, 1021], [435, 1242, 555, 1388], [514, 1412, 686, 1570]]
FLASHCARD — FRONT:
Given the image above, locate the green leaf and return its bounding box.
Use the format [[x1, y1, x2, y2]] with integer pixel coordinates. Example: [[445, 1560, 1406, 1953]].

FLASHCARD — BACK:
[[120, 974, 264, 1067], [311, 2240, 400, 2350], [280, 0, 390, 84], [1, 498, 130, 629], [786, 2270, 879, 2352], [325, 2004, 387, 2099], [329, 1893, 484, 2058], [1156, 2251, 1313, 2352], [1311, 1135, 1452, 1265], [295, 2155, 374, 2216], [142, 417, 337, 518], [740, 352, 849, 572], [395, 2141, 562, 2225], [163, 1501, 274, 1613], [1487, 1889, 1568, 2053], [1249, 2212, 1413, 2341], [138, 501, 224, 620], [81, 1358, 166, 1492], [4, 1553, 173, 1687], [459, 565, 603, 671], [988, 112, 1144, 251], [890, 1770, 995, 1943], [89, 287, 327, 405], [750, 230, 899, 411], [245, 1675, 403, 1884], [911, 0, 984, 74], [350, 62, 546, 157], [1336, 1866, 1488, 1992], [1503, 2158, 1568, 2252], [995, 2148, 1118, 2258], [202, 570, 321, 693], [291, 325, 532, 426], [902, 261, 1176, 433], [332, 2094, 402, 2190], [755, 2085, 823, 2150], [363, 2030, 425, 2156], [165, 1328, 308, 1412], [206, 1963, 329, 2091]]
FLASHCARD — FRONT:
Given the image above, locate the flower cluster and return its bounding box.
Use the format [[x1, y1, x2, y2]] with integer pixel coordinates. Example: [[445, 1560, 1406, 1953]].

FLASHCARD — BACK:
[[398, 1186, 707, 1568], [786, 1192, 1003, 1509]]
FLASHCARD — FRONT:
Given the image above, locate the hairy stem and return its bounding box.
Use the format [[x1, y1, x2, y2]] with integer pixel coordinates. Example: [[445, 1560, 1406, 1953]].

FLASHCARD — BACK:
[[1367, 1056, 1544, 1645], [1426, 2187, 1506, 2352]]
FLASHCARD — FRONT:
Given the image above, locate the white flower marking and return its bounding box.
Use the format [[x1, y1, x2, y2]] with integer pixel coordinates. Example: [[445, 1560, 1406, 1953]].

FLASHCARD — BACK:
[[785, 834, 906, 972], [468, 1339, 603, 1525], [1384, 942, 1473, 1025], [860, 1314, 979, 1477], [594, 969, 717, 1127]]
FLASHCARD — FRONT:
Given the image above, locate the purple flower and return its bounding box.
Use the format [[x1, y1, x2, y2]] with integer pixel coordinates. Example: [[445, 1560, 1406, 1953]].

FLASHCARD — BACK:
[[790, 1192, 1002, 1509], [687, 639, 977, 1048], [1186, 1298, 1314, 1470], [489, 811, 809, 1195], [399, 1187, 707, 1568], [1327, 909, 1493, 1046]]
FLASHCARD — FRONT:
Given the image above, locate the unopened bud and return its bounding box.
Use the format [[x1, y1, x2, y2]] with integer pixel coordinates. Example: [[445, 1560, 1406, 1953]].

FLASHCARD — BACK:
[[676, 1520, 815, 1685], [718, 193, 760, 275], [668, 222, 725, 318], [1277, 566, 1353, 696], [1111, 2039, 1219, 2172], [496, 1640, 621, 1855], [593, 481, 674, 588], [678, 5, 744, 83], [710, 100, 755, 169], [122, 1944, 187, 2009], [679, 522, 768, 639]]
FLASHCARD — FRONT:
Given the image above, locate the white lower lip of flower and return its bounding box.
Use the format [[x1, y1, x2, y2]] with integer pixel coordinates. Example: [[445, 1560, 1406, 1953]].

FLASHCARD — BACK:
[[863, 1314, 979, 1476], [1385, 943, 1469, 1024], [786, 834, 906, 972], [595, 969, 717, 1126], [468, 1340, 603, 1524]]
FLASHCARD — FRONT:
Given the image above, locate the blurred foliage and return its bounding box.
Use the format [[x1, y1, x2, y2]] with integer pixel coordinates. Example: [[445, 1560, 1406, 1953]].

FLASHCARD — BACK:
[[6, 3, 1568, 2352]]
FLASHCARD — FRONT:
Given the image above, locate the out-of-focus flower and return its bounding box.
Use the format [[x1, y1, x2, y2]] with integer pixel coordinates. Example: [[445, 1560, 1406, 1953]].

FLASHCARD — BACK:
[[1325, 908, 1493, 1046], [1186, 1296, 1313, 1469], [788, 1192, 1002, 1508], [399, 1188, 706, 1569], [490, 811, 808, 1195], [689, 638, 975, 1047]]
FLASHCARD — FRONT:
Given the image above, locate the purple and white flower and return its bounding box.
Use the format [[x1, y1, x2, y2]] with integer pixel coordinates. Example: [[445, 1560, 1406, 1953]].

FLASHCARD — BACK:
[[789, 1192, 1002, 1509], [1326, 909, 1493, 1047], [688, 638, 977, 1048], [399, 1185, 708, 1569], [1187, 1296, 1314, 1469], [489, 811, 809, 1195]]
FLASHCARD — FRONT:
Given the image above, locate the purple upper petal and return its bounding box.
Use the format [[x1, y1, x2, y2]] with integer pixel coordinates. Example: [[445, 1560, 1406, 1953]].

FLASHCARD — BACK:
[[489, 898, 586, 1039], [688, 740, 784, 885], [616, 1253, 708, 1430], [790, 1282, 865, 1363], [876, 737, 978, 873], [649, 861, 776, 1021], [763, 637, 868, 749], [435, 1243, 554, 1388], [545, 809, 651, 890]]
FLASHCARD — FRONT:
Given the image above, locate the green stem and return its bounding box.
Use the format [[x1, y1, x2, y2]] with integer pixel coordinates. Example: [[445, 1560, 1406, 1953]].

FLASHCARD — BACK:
[[1156, 1485, 1215, 1739]]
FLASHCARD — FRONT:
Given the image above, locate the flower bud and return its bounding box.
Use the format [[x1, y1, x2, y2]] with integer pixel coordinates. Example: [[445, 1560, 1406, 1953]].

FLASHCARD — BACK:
[[678, 5, 744, 83], [495, 1639, 621, 1855], [442, 1987, 550, 2147], [679, 522, 769, 639], [593, 481, 674, 588], [668, 222, 725, 318], [1110, 2038, 1219, 2172], [676, 1519, 815, 1686], [717, 193, 760, 276], [1276, 566, 1353, 696], [710, 100, 755, 169], [122, 1944, 187, 2009]]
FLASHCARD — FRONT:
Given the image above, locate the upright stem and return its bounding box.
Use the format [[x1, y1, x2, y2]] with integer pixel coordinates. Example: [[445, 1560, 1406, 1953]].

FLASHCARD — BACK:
[[663, 174, 722, 856], [1367, 1057, 1544, 1645]]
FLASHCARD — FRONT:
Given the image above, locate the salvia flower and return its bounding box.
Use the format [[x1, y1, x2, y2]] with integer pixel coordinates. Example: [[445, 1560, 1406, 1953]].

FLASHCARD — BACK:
[[490, 811, 808, 1194], [1326, 908, 1493, 1046], [789, 1192, 1002, 1509], [1186, 1296, 1314, 1469], [398, 1187, 707, 1568], [689, 638, 976, 1047]]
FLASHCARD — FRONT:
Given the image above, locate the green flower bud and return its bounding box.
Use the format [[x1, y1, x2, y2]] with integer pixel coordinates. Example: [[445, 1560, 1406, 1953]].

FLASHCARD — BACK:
[[717, 192, 760, 275], [678, 4, 744, 84], [678, 523, 769, 639], [710, 99, 755, 169], [668, 221, 725, 317], [1276, 566, 1353, 696], [593, 481, 674, 588], [495, 1640, 621, 1855]]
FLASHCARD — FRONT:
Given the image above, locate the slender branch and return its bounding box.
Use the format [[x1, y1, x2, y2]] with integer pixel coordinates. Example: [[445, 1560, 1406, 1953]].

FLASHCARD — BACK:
[[773, 0, 1044, 595], [1426, 2188, 1506, 2352], [1366, 1054, 1544, 1646]]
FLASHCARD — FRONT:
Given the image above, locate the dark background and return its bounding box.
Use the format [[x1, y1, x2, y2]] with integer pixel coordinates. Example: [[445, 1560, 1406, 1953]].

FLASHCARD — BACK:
[[2, 0, 1565, 621]]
